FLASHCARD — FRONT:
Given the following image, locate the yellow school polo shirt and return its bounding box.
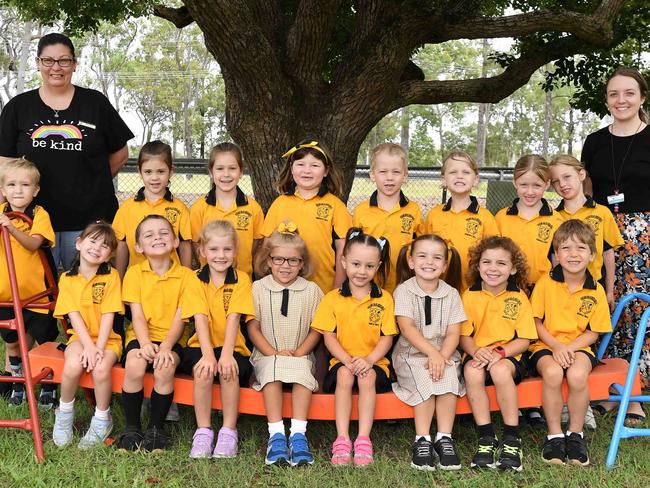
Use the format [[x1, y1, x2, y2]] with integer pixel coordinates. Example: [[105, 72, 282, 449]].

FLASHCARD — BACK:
[[262, 190, 352, 293], [529, 266, 611, 356], [556, 197, 624, 282], [311, 281, 398, 375], [425, 196, 499, 290], [122, 260, 208, 345], [0, 202, 54, 313], [190, 186, 264, 277], [495, 199, 564, 285], [187, 266, 253, 355], [54, 263, 124, 356], [112, 187, 191, 269], [353, 191, 423, 292], [460, 280, 537, 360]]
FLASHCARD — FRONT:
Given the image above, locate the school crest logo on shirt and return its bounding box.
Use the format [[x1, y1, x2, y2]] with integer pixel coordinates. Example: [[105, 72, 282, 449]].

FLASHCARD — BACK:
[[91, 282, 106, 304], [235, 210, 252, 231], [578, 295, 597, 318], [165, 207, 180, 225], [400, 214, 415, 234], [502, 297, 521, 321], [536, 222, 553, 243], [465, 217, 481, 238], [315, 203, 332, 221], [368, 303, 385, 328], [585, 215, 602, 233], [223, 287, 233, 313]]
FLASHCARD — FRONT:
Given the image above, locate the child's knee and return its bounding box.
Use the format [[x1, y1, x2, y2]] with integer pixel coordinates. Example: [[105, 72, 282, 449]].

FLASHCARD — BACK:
[[566, 364, 590, 386], [539, 363, 564, 386], [463, 365, 485, 386], [62, 359, 84, 378], [152, 366, 176, 383], [357, 369, 377, 389], [336, 367, 355, 388], [488, 362, 514, 386], [124, 355, 147, 378]]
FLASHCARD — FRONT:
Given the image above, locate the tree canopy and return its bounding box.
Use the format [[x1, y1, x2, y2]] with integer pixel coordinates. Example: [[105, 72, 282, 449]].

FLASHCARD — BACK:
[[4, 0, 648, 208]]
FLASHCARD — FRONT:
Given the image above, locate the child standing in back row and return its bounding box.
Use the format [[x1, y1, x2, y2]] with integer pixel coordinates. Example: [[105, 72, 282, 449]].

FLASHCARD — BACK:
[[353, 143, 423, 292], [262, 140, 352, 293]]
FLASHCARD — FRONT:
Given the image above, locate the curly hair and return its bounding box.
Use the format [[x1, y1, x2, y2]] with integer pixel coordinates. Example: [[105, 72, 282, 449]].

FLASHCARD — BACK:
[[466, 236, 530, 291]]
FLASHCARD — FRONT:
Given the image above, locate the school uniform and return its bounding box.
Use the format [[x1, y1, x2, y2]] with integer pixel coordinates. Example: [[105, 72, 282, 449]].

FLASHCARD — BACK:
[[495, 198, 564, 285], [249, 275, 323, 392], [528, 266, 612, 373], [391, 277, 467, 405], [461, 279, 537, 383], [556, 197, 625, 282], [54, 263, 124, 359], [189, 186, 264, 277], [425, 196, 499, 290], [261, 189, 352, 293], [121, 260, 208, 362], [353, 191, 423, 292], [311, 280, 398, 392], [182, 266, 253, 384], [112, 187, 191, 269], [0, 202, 58, 345]]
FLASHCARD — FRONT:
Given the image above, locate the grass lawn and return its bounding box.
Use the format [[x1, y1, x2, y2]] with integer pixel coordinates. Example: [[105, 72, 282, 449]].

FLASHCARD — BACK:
[[1, 384, 649, 487]]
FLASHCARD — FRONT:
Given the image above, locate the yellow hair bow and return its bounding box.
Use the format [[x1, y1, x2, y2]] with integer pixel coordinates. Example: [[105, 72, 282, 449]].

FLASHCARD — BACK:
[[278, 221, 298, 234], [282, 140, 329, 161]]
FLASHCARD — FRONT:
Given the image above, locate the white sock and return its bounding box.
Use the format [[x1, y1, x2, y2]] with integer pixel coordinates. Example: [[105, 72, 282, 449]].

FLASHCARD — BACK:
[[435, 432, 452, 442], [415, 435, 432, 442], [268, 420, 285, 437], [94, 406, 110, 420], [566, 431, 583, 438], [59, 398, 75, 413], [547, 433, 565, 440], [289, 418, 307, 436]]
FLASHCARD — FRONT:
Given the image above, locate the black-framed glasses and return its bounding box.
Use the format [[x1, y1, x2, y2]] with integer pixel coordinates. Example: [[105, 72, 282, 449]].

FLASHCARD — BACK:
[[37, 57, 75, 68], [269, 256, 303, 267]]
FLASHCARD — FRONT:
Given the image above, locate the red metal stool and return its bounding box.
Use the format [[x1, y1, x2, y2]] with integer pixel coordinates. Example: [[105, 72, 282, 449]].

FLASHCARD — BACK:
[[0, 211, 60, 462]]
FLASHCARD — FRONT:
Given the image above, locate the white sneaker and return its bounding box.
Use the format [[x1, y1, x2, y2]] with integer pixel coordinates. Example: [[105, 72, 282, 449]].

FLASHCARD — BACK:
[[78, 414, 113, 449], [165, 402, 180, 422], [561, 405, 569, 425], [584, 405, 597, 430], [52, 408, 75, 447]]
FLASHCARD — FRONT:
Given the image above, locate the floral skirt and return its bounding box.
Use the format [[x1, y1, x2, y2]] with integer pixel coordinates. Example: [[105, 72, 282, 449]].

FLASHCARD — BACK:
[[608, 211, 650, 388]]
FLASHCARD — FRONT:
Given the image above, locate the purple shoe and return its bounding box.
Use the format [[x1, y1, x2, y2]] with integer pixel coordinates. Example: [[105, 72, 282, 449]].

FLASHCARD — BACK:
[[213, 427, 238, 458], [190, 428, 214, 459]]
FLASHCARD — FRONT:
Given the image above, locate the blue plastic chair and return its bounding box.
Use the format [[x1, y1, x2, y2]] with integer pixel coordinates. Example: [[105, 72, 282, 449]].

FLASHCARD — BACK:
[[597, 292, 650, 470]]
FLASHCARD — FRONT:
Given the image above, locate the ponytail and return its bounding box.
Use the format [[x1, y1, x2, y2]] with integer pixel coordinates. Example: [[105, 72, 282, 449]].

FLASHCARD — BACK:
[[396, 243, 413, 286], [444, 246, 462, 292]]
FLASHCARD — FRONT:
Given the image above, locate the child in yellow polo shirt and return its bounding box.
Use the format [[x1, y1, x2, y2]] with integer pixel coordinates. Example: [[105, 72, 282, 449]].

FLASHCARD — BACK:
[[550, 155, 624, 309], [52, 221, 123, 449], [117, 215, 208, 453], [0, 158, 58, 407], [113, 140, 192, 277], [495, 155, 564, 288], [183, 220, 254, 459], [189, 142, 264, 277], [425, 151, 499, 291], [312, 228, 398, 467], [262, 140, 352, 293], [353, 143, 423, 292], [528, 219, 611, 467], [460, 236, 537, 472]]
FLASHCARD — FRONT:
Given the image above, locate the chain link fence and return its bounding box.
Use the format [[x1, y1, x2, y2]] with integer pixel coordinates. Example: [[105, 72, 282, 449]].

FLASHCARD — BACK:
[[116, 159, 561, 216]]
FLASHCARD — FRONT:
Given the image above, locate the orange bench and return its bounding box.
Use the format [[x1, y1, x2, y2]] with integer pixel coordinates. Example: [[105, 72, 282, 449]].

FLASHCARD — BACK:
[[29, 341, 641, 420]]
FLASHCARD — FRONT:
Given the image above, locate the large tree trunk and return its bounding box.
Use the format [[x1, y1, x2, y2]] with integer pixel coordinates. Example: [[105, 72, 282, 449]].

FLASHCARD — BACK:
[[542, 89, 553, 157]]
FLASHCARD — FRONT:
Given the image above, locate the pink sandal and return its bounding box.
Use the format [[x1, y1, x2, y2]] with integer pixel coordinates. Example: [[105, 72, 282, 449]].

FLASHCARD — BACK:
[[331, 436, 353, 466], [353, 435, 374, 467]]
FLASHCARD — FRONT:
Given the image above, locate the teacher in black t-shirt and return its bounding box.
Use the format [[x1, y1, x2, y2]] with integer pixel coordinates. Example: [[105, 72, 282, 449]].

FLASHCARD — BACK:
[[0, 33, 134, 270], [582, 67, 650, 422]]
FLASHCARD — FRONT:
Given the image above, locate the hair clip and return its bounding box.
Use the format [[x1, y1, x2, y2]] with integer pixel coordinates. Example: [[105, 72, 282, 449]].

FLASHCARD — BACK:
[[377, 237, 388, 250], [348, 230, 361, 240], [278, 221, 298, 234], [281, 141, 329, 162]]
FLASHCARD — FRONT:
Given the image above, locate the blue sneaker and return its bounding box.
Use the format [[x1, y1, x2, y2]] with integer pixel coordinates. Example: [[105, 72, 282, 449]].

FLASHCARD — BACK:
[[289, 433, 314, 466], [265, 433, 289, 465]]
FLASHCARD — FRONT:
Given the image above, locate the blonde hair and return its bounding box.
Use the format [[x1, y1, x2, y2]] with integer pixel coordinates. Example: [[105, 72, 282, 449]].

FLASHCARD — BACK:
[[514, 154, 550, 182], [198, 220, 239, 251], [0, 158, 40, 186], [254, 223, 314, 279], [441, 151, 478, 175], [552, 219, 596, 254], [549, 154, 584, 172], [370, 143, 408, 172]]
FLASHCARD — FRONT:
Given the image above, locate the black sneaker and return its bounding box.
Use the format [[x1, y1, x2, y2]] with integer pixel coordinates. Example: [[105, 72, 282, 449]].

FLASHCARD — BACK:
[[471, 436, 498, 469], [411, 437, 436, 471], [9, 384, 25, 406], [143, 426, 171, 453], [541, 436, 566, 464], [497, 437, 523, 472], [566, 433, 589, 466], [434, 436, 461, 470], [116, 426, 144, 452], [38, 386, 57, 410], [525, 407, 547, 429]]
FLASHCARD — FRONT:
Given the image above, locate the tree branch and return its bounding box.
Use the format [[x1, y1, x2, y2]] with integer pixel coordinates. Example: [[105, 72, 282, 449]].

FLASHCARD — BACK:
[[153, 4, 194, 28]]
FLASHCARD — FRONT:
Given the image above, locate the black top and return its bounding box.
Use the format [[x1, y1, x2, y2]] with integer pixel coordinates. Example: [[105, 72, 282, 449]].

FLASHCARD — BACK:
[[581, 125, 650, 213], [0, 86, 134, 231]]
